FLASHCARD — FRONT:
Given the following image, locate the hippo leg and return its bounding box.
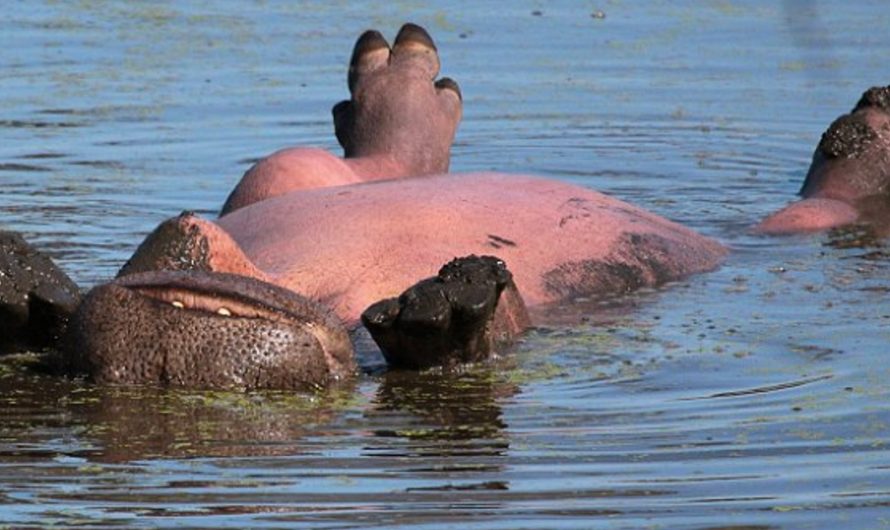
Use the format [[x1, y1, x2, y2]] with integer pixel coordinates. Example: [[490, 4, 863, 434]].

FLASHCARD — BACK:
[[361, 255, 530, 369], [754, 198, 860, 234], [334, 22, 462, 172], [221, 23, 463, 215]]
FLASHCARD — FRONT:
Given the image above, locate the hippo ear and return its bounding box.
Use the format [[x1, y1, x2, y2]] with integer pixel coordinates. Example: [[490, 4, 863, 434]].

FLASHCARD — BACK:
[[332, 99, 354, 153], [348, 29, 390, 93], [391, 23, 440, 79]]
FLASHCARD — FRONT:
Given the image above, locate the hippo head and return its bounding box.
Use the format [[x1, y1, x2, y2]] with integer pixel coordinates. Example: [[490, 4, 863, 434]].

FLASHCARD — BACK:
[[63, 270, 355, 390], [800, 85, 890, 204], [332, 23, 462, 176]]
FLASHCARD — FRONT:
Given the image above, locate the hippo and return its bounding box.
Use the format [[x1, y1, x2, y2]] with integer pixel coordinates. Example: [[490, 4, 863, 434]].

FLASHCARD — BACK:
[[0, 231, 80, 354], [756, 85, 890, 234], [16, 24, 725, 390]]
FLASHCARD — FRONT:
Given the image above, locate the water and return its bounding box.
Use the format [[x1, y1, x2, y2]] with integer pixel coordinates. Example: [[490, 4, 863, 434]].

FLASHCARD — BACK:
[[1, 1, 889, 528]]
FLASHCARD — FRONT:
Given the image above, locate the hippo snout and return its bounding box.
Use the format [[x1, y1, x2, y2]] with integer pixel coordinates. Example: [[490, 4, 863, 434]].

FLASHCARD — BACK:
[[62, 271, 355, 390]]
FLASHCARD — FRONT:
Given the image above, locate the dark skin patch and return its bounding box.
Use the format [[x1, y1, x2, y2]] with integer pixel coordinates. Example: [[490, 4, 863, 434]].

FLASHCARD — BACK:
[[853, 85, 890, 113], [817, 115, 877, 159], [487, 234, 517, 249], [542, 233, 684, 300], [118, 211, 211, 277]]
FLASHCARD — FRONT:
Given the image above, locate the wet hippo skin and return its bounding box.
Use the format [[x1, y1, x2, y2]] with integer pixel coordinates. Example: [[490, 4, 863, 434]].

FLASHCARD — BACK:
[[63, 23, 725, 389], [0, 231, 80, 354], [756, 85, 890, 234], [64, 271, 355, 389]]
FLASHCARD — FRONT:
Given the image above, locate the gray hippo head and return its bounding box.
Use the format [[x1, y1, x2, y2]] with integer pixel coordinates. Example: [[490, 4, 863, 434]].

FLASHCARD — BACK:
[[63, 270, 355, 390]]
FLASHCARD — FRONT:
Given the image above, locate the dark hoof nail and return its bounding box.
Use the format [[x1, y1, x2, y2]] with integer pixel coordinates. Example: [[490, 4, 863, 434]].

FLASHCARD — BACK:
[[394, 23, 437, 52], [349, 29, 390, 92], [351, 30, 389, 64], [435, 77, 462, 101]]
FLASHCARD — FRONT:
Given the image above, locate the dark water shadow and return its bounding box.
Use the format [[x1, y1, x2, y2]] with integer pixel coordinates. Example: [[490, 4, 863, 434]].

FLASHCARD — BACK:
[[0, 353, 355, 463], [366, 366, 518, 460]]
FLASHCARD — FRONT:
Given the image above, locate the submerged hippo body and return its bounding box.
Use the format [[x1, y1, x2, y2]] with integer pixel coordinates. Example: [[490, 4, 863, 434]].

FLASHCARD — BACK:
[[65, 24, 726, 390], [757, 85, 890, 234]]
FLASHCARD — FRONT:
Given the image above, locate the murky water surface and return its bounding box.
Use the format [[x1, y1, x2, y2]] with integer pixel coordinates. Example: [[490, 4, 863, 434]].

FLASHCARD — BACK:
[[1, 1, 889, 528]]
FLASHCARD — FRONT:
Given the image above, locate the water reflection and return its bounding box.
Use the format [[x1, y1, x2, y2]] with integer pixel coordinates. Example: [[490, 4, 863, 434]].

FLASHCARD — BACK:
[[0, 355, 354, 462], [367, 367, 516, 458]]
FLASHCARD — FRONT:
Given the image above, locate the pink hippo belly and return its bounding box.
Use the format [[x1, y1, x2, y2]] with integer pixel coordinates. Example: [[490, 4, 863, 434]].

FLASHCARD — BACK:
[[217, 172, 726, 325]]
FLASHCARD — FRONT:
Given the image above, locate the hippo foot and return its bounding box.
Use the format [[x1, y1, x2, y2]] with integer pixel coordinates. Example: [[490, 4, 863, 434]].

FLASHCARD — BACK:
[[1, 231, 81, 353], [361, 255, 529, 370]]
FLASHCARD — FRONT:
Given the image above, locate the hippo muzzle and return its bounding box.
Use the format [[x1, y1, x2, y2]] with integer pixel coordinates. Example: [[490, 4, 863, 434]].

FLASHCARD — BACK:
[[63, 271, 355, 390]]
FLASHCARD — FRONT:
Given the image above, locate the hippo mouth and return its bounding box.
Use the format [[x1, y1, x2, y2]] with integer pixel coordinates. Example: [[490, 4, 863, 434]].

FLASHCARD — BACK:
[[63, 271, 355, 390], [127, 274, 314, 322]]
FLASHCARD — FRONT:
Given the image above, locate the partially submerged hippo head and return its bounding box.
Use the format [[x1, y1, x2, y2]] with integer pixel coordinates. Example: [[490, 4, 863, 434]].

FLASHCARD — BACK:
[[757, 85, 890, 234], [333, 23, 462, 175], [64, 270, 355, 390]]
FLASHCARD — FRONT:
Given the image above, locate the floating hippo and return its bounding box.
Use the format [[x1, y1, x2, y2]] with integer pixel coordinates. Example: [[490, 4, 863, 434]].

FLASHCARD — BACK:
[[12, 24, 725, 390], [756, 85, 890, 234]]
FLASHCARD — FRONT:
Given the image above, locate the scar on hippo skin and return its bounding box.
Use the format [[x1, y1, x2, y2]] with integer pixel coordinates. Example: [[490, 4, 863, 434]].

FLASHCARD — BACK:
[[0, 231, 81, 353], [543, 233, 708, 300], [486, 234, 517, 249], [361, 255, 530, 370], [63, 270, 355, 390]]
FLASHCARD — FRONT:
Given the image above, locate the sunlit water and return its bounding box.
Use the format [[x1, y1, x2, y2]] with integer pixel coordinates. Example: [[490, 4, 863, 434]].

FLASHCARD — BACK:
[[1, 2, 889, 529]]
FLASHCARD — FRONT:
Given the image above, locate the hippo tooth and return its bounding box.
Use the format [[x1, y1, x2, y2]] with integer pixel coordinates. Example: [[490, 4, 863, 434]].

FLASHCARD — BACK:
[[171, 300, 185, 308], [217, 307, 232, 316]]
